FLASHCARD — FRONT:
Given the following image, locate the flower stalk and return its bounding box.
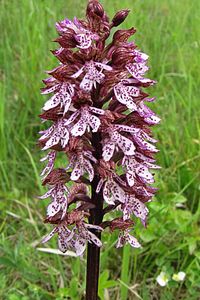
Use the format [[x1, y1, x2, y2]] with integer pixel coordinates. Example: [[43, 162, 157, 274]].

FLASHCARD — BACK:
[[86, 131, 103, 300], [38, 1, 159, 299]]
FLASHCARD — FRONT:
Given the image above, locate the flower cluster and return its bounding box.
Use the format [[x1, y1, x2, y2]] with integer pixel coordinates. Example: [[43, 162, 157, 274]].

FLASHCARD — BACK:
[[39, 0, 159, 256], [156, 271, 186, 287]]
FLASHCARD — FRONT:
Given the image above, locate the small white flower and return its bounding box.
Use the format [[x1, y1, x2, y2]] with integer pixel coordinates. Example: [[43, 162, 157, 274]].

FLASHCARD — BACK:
[[156, 272, 169, 287], [172, 272, 186, 282]]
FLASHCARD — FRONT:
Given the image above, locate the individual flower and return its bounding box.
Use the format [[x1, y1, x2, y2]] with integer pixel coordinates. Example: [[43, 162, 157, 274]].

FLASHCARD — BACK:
[[40, 151, 56, 177], [42, 224, 75, 253], [39, 119, 70, 150], [116, 230, 141, 248], [156, 272, 169, 287], [114, 81, 140, 111], [130, 128, 159, 153], [66, 106, 104, 136], [122, 155, 156, 186], [42, 82, 75, 115], [137, 100, 161, 125], [172, 272, 186, 282], [126, 50, 155, 85], [74, 222, 103, 256], [102, 128, 135, 161], [56, 17, 99, 49], [42, 221, 103, 256], [39, 183, 69, 219], [67, 150, 97, 182], [121, 195, 149, 226], [72, 60, 112, 92], [102, 177, 126, 205]]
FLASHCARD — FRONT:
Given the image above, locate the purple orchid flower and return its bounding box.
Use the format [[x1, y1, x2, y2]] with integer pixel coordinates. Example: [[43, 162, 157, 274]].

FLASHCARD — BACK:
[[42, 221, 103, 256], [56, 17, 99, 49], [116, 230, 141, 248], [38, 5, 159, 295], [72, 61, 112, 92]]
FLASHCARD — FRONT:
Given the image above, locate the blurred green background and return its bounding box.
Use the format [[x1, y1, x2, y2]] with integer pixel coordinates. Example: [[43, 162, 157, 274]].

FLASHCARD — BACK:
[[0, 0, 200, 299]]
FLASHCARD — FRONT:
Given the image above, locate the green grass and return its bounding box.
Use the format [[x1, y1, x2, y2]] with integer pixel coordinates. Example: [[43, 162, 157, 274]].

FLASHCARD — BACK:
[[0, 0, 200, 299]]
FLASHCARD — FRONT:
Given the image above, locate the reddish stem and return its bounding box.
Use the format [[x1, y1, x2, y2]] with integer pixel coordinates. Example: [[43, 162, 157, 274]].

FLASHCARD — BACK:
[[85, 132, 103, 300]]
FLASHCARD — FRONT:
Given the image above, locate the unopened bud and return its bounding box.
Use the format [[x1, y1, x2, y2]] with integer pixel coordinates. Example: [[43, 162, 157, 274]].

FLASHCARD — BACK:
[[112, 47, 134, 67], [42, 168, 69, 185], [87, 0, 104, 18], [110, 218, 134, 231], [113, 28, 136, 44], [112, 9, 130, 27], [55, 33, 77, 49]]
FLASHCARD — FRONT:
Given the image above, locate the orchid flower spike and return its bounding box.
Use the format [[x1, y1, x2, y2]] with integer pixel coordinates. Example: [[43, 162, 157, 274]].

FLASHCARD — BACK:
[[38, 0, 159, 257]]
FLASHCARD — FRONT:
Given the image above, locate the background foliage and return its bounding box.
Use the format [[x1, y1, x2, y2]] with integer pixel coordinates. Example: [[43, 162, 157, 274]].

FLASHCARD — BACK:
[[0, 0, 200, 299]]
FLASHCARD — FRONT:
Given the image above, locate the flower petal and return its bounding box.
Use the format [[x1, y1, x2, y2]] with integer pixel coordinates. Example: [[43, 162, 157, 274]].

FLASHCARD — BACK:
[[103, 181, 115, 205], [84, 224, 103, 231], [75, 33, 92, 49], [95, 62, 112, 71], [65, 111, 80, 125], [75, 237, 87, 256], [43, 133, 61, 150], [127, 233, 141, 248], [47, 201, 61, 217], [87, 231, 102, 247], [130, 197, 149, 223], [96, 178, 105, 193], [58, 231, 71, 253], [88, 115, 101, 132], [84, 159, 94, 182], [114, 84, 139, 111], [43, 94, 60, 111], [80, 75, 93, 92], [41, 84, 60, 95], [71, 118, 87, 136], [39, 124, 55, 140], [115, 133, 135, 156], [71, 67, 84, 79], [60, 128, 69, 148], [126, 172, 135, 187], [42, 227, 58, 243], [102, 142, 115, 161], [136, 166, 154, 184], [110, 182, 126, 203], [116, 233, 125, 248], [89, 107, 105, 115], [70, 161, 83, 181], [39, 187, 55, 199]]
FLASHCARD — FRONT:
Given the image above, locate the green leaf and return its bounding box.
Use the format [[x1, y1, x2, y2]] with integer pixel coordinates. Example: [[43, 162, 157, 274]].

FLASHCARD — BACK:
[[98, 270, 118, 300], [140, 230, 157, 242], [0, 257, 16, 268], [172, 193, 187, 204]]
